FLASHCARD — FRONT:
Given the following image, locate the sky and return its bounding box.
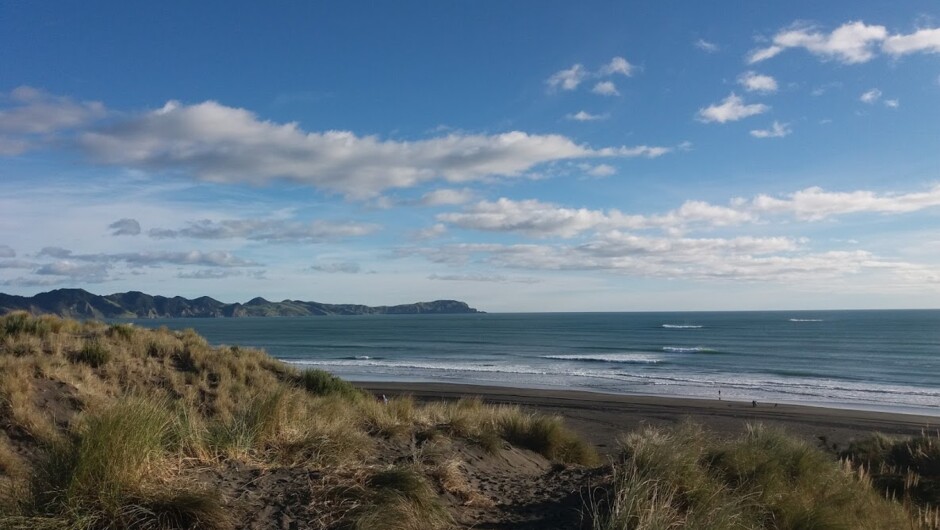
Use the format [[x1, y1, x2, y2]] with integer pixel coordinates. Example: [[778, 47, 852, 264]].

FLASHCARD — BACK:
[[1, 1, 939, 312]]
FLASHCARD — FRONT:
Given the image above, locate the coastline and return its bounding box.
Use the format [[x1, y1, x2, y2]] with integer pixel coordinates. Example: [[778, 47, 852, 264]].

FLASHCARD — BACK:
[[358, 381, 938, 454]]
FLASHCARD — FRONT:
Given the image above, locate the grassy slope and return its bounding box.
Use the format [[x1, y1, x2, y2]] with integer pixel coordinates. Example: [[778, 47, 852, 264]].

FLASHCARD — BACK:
[[0, 312, 595, 529], [0, 312, 936, 529]]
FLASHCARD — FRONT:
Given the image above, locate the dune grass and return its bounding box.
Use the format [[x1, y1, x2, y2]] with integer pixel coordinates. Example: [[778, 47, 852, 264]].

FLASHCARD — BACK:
[[591, 422, 921, 530], [0, 312, 602, 529]]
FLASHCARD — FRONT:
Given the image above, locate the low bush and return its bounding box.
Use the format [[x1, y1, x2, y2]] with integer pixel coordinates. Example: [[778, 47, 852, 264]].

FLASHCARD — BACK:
[[69, 339, 111, 368], [499, 412, 599, 465], [298, 368, 364, 400]]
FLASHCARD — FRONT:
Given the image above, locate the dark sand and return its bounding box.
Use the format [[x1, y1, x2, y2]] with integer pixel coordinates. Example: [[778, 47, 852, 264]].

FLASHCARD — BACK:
[[360, 382, 938, 454]]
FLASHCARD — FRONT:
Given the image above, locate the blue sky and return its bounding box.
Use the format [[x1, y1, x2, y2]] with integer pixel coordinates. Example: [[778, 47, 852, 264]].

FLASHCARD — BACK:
[[1, 1, 939, 311]]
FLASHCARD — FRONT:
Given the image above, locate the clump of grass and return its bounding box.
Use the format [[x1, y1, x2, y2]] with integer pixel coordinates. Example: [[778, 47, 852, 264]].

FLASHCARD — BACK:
[[18, 399, 229, 529], [499, 412, 599, 465], [592, 422, 916, 530], [1, 312, 59, 339], [351, 466, 452, 530], [69, 339, 111, 368], [841, 430, 940, 511], [106, 323, 136, 341], [298, 369, 364, 400]]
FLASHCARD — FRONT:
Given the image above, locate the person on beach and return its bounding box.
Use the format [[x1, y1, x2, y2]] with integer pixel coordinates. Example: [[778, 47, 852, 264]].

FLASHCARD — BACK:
[[718, 389, 721, 401]]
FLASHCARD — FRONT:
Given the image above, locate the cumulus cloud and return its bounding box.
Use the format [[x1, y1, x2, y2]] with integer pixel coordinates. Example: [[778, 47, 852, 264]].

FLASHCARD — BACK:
[[697, 94, 769, 123], [884, 99, 900, 108], [566, 110, 608, 122], [0, 259, 35, 269], [437, 184, 940, 239], [860, 88, 882, 103], [0, 86, 106, 136], [108, 218, 141, 236], [749, 21, 940, 64], [591, 81, 620, 96], [882, 27, 940, 56], [148, 218, 377, 242], [738, 71, 778, 93], [600, 57, 634, 76], [546, 64, 588, 91], [420, 188, 475, 206], [748, 21, 887, 64], [750, 121, 791, 138], [746, 185, 940, 221], [35, 261, 110, 282], [547, 57, 633, 92], [586, 164, 616, 177], [0, 245, 14, 258], [437, 197, 754, 238], [695, 39, 719, 53], [77, 100, 669, 198], [310, 262, 362, 274]]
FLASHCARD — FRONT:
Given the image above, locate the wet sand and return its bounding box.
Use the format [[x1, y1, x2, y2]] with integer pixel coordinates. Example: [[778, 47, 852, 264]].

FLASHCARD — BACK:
[[359, 382, 938, 454]]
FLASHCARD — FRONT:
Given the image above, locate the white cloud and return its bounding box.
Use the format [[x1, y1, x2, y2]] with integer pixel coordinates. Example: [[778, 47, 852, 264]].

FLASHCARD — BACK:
[[587, 164, 616, 177], [601, 56, 634, 76], [749, 21, 940, 64], [108, 218, 141, 236], [566, 110, 608, 121], [77, 100, 669, 199], [148, 218, 378, 242], [884, 99, 900, 108], [0, 86, 106, 135], [547, 64, 588, 91], [697, 94, 769, 123], [747, 185, 940, 220], [738, 71, 778, 93], [883, 27, 940, 56], [750, 121, 791, 138], [695, 39, 719, 53], [860, 88, 882, 103], [748, 21, 888, 64], [437, 184, 940, 239], [0, 86, 107, 155], [591, 81, 620, 96], [437, 197, 755, 238], [420, 188, 475, 206]]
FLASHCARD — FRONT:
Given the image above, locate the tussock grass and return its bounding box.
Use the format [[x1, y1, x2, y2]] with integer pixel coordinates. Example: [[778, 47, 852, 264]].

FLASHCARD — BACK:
[[299, 368, 364, 400], [499, 411, 599, 465], [841, 430, 940, 528], [352, 466, 453, 530], [592, 422, 918, 530]]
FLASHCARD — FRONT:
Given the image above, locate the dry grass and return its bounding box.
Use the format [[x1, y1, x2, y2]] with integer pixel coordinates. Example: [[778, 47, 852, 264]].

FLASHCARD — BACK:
[[591, 422, 919, 530], [0, 312, 601, 529]]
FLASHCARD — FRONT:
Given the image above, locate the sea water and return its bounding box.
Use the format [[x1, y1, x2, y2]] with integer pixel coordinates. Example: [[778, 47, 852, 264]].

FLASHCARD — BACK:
[[130, 310, 940, 416]]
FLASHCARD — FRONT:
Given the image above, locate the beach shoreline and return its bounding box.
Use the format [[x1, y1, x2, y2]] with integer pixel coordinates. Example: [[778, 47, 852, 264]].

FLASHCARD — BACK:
[[358, 381, 938, 454]]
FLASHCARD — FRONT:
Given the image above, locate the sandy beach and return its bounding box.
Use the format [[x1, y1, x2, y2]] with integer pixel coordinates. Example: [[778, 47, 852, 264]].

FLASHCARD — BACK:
[[360, 382, 938, 454]]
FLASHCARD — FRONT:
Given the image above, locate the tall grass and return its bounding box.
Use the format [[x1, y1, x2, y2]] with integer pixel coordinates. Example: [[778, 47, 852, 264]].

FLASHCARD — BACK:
[[591, 422, 917, 530], [19, 399, 229, 529]]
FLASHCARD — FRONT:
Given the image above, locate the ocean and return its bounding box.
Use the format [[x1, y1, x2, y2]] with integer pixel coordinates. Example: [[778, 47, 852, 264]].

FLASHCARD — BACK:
[[129, 310, 940, 416]]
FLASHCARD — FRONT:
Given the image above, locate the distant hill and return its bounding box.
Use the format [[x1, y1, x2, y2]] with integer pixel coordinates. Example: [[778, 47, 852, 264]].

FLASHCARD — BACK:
[[0, 288, 483, 319]]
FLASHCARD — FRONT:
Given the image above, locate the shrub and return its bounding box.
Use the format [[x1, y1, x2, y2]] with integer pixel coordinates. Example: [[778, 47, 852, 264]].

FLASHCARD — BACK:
[[299, 369, 363, 400], [70, 339, 111, 368]]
